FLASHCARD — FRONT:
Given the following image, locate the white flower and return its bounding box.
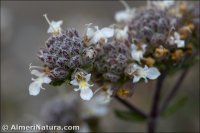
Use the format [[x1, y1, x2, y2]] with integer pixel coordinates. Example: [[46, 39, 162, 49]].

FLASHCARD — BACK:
[[81, 92, 109, 118], [115, 9, 135, 23], [131, 64, 161, 83], [70, 73, 93, 101], [151, 0, 174, 10], [131, 43, 147, 62], [169, 32, 185, 48], [86, 24, 114, 44], [29, 64, 51, 96], [115, 0, 135, 23], [95, 85, 113, 104], [114, 26, 129, 40], [43, 14, 63, 34]]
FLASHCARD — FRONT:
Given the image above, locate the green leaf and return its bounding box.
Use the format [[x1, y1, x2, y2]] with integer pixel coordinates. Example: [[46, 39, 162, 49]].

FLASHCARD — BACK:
[[114, 110, 146, 122], [161, 96, 188, 117]]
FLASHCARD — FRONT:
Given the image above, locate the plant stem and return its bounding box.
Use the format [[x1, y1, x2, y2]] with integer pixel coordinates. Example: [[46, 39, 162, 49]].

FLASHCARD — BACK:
[[115, 95, 147, 118], [148, 74, 166, 133], [159, 69, 189, 113]]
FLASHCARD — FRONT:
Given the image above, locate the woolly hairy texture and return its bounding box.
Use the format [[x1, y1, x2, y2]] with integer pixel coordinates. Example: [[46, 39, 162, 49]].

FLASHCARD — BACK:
[[37, 29, 96, 80], [94, 41, 131, 82], [129, 9, 178, 48]]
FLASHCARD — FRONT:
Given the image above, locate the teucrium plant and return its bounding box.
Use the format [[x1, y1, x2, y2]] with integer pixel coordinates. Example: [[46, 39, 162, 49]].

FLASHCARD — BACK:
[[28, 0, 199, 132]]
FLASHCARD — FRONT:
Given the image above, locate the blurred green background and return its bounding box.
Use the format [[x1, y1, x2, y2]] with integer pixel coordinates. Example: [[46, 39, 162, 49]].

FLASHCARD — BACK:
[[1, 1, 199, 132]]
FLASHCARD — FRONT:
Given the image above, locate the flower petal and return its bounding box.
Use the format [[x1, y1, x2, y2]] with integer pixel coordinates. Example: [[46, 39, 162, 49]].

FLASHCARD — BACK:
[[42, 76, 52, 84], [101, 28, 114, 38], [80, 87, 93, 101], [96, 91, 111, 104], [132, 64, 140, 70], [146, 67, 161, 80], [70, 79, 79, 86], [31, 70, 43, 77], [175, 40, 185, 48], [174, 32, 180, 40], [86, 27, 95, 38], [91, 31, 102, 44], [133, 76, 141, 83], [85, 74, 91, 82], [47, 20, 63, 33], [115, 10, 129, 22], [131, 51, 143, 62], [74, 88, 80, 91], [29, 82, 41, 96], [131, 44, 137, 51]]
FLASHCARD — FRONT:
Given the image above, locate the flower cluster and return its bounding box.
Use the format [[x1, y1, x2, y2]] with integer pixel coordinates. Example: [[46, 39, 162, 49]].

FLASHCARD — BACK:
[[29, 1, 199, 103]]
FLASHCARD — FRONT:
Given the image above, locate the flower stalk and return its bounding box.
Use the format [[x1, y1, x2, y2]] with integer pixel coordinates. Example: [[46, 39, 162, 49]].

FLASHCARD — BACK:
[[115, 95, 147, 118], [148, 73, 166, 133]]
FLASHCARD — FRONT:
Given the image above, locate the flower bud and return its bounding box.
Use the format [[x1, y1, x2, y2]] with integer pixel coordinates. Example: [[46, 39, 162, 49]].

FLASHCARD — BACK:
[[171, 49, 184, 61]]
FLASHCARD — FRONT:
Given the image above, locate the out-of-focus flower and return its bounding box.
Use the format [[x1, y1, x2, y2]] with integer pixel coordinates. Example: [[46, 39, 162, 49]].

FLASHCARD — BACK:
[[115, 9, 135, 23], [142, 57, 155, 67], [81, 91, 109, 118], [70, 72, 93, 101], [115, 0, 135, 23], [171, 49, 184, 61], [169, 32, 185, 48], [154, 46, 169, 58], [114, 26, 129, 40], [43, 14, 63, 34], [179, 24, 194, 39], [151, 0, 174, 10], [85, 24, 114, 44], [131, 42, 147, 62], [41, 95, 81, 127], [185, 43, 193, 55], [96, 85, 113, 104], [29, 64, 51, 96], [131, 64, 160, 83]]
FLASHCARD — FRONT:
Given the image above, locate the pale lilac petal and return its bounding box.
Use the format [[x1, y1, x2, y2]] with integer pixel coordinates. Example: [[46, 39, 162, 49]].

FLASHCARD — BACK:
[[146, 67, 161, 80], [96, 91, 111, 104], [115, 10, 129, 22], [70, 79, 79, 86], [86, 27, 95, 38], [42, 76, 52, 84], [91, 32, 102, 44], [31, 70, 43, 77], [74, 88, 80, 91], [175, 40, 185, 48], [142, 44, 147, 51], [132, 64, 140, 70], [133, 76, 141, 83], [101, 28, 114, 38], [47, 20, 63, 33], [131, 51, 143, 62], [91, 105, 108, 116], [29, 82, 41, 96], [115, 27, 128, 40], [131, 43, 137, 51], [174, 32, 180, 40], [85, 74, 91, 82], [80, 87, 93, 101]]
